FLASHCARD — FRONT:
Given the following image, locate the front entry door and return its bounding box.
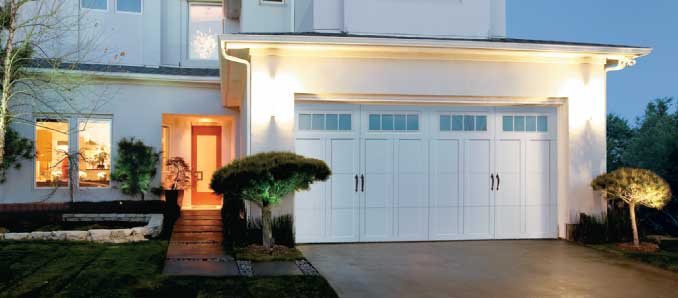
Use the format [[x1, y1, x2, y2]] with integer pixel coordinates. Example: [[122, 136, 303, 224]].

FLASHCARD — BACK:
[[191, 126, 222, 206]]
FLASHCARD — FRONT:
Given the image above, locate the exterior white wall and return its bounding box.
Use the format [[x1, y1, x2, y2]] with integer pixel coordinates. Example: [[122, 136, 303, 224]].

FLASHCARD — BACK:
[[245, 52, 607, 237], [343, 0, 506, 38], [240, 0, 292, 33], [0, 82, 234, 204]]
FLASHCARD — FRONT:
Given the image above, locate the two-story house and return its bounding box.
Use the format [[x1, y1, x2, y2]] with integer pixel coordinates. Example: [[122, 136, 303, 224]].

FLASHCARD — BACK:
[[1, 0, 651, 243]]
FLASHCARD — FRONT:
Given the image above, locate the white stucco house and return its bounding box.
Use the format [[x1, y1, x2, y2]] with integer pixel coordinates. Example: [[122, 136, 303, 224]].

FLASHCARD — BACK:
[[0, 0, 651, 243]]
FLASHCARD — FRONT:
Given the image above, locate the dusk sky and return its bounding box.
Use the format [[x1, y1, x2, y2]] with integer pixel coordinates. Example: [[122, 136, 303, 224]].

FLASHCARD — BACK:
[[508, 0, 678, 122]]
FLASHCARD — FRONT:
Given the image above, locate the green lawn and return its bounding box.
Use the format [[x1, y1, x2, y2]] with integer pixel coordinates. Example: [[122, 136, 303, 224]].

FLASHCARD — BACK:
[[0, 241, 338, 298], [590, 244, 678, 272]]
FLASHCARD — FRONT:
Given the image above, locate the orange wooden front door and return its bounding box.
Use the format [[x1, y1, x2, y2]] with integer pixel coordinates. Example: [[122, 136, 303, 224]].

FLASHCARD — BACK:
[[191, 126, 223, 206]]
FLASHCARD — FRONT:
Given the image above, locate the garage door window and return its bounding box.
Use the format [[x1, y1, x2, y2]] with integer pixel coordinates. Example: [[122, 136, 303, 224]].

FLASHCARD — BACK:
[[369, 114, 419, 131], [299, 113, 351, 131], [440, 115, 487, 132], [503, 115, 548, 132]]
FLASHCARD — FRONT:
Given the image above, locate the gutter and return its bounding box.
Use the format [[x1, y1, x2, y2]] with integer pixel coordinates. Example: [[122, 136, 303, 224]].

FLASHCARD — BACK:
[[221, 45, 252, 156]]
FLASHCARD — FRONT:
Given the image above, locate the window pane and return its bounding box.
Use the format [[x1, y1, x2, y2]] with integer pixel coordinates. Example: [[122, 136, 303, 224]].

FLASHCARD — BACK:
[[514, 116, 525, 131], [79, 120, 112, 188], [311, 114, 325, 130], [452, 116, 463, 131], [525, 116, 537, 132], [503, 116, 514, 132], [299, 114, 312, 130], [117, 0, 141, 13], [394, 115, 407, 130], [325, 114, 338, 131], [476, 116, 487, 131], [464, 115, 475, 131], [188, 4, 222, 60], [382, 114, 394, 130], [537, 116, 548, 132], [440, 115, 451, 131], [82, 0, 107, 10], [406, 115, 419, 131], [35, 120, 70, 187], [338, 114, 351, 130], [369, 114, 381, 130]]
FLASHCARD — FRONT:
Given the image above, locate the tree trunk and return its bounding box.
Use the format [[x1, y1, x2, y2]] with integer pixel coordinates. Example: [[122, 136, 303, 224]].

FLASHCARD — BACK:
[[0, 1, 17, 166], [261, 203, 273, 249], [629, 203, 640, 247]]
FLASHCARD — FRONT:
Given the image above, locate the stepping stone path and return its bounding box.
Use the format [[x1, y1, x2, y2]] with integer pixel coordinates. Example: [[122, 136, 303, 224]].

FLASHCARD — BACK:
[[162, 209, 322, 277], [163, 210, 239, 276]]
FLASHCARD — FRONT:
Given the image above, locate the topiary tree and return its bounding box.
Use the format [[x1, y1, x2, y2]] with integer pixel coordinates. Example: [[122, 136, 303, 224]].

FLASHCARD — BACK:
[[111, 138, 160, 201], [592, 168, 672, 247], [211, 152, 331, 249]]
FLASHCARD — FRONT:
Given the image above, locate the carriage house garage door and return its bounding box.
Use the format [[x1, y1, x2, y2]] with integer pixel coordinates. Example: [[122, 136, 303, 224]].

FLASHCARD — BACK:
[[294, 103, 557, 243]]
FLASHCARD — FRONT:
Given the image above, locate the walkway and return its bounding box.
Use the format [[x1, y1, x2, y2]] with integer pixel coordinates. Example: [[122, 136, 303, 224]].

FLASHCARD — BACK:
[[162, 210, 239, 276]]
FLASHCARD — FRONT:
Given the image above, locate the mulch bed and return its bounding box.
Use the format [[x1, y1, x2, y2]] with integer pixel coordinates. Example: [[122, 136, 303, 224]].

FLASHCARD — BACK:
[[616, 242, 660, 253]]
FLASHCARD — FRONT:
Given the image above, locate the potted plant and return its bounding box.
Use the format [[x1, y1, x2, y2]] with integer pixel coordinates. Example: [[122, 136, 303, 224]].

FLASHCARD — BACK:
[[164, 157, 191, 212]]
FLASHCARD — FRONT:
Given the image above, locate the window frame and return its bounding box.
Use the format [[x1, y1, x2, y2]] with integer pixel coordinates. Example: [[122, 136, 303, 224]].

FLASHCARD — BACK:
[[77, 118, 114, 189], [367, 112, 420, 132], [185, 2, 224, 64], [80, 0, 109, 12], [438, 113, 488, 132], [297, 112, 353, 132], [260, 0, 286, 6], [34, 118, 72, 189], [115, 0, 143, 15], [502, 114, 549, 133]]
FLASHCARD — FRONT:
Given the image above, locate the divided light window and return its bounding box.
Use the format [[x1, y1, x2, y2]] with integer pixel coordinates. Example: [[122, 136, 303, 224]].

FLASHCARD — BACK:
[[188, 3, 224, 60], [369, 113, 419, 131], [440, 115, 487, 132], [299, 113, 352, 131], [35, 119, 70, 188], [78, 119, 112, 188], [116, 0, 143, 14], [503, 115, 548, 132], [81, 0, 108, 10]]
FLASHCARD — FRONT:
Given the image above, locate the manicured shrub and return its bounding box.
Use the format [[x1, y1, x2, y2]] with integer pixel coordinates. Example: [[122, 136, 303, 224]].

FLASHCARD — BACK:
[[573, 213, 607, 244], [211, 152, 330, 249], [592, 168, 672, 247], [111, 138, 160, 201], [222, 197, 248, 248]]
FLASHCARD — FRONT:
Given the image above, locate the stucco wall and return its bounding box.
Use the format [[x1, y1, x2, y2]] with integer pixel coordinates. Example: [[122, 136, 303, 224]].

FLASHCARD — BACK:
[[0, 82, 232, 204], [245, 53, 607, 237]]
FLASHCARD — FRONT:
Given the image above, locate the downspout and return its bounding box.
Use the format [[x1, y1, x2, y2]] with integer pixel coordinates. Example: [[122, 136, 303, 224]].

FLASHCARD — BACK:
[[605, 57, 637, 72], [221, 44, 252, 156], [290, 0, 295, 32]]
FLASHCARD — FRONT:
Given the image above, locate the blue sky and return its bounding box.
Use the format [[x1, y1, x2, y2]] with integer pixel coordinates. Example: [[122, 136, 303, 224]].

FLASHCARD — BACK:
[[508, 0, 678, 122]]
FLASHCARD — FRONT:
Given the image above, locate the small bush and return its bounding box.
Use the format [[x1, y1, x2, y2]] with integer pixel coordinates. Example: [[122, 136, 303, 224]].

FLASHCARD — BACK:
[[222, 197, 248, 248], [573, 213, 608, 244], [111, 138, 160, 201]]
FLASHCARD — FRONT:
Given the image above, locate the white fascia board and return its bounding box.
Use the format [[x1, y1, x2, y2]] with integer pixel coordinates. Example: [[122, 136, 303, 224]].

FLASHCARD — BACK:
[[220, 34, 652, 58], [26, 67, 221, 86]]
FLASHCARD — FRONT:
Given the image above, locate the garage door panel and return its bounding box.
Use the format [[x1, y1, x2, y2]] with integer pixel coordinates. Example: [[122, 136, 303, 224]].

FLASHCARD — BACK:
[[398, 173, 427, 207], [332, 175, 358, 209], [466, 174, 491, 206], [365, 174, 393, 208], [526, 140, 551, 206], [463, 206, 492, 236], [432, 174, 460, 206], [397, 208, 428, 239], [430, 207, 460, 237], [365, 139, 393, 173], [495, 206, 523, 237], [466, 140, 491, 173], [331, 139, 359, 173], [363, 208, 392, 239], [496, 173, 520, 206], [526, 205, 550, 235], [331, 209, 358, 239], [398, 139, 427, 173]]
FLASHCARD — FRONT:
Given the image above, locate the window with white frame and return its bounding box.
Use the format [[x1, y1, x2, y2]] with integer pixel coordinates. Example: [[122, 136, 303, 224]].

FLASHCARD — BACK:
[[35, 119, 70, 188], [261, 0, 286, 4], [81, 0, 108, 10], [116, 0, 142, 14], [78, 119, 112, 188], [188, 3, 223, 60], [368, 113, 419, 131]]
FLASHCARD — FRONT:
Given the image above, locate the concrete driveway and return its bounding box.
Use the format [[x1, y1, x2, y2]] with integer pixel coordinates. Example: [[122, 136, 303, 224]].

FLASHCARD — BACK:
[[299, 240, 678, 298]]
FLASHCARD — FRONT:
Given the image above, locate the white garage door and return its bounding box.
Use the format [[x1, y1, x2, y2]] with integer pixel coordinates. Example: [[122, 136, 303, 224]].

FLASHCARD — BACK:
[[295, 104, 557, 243]]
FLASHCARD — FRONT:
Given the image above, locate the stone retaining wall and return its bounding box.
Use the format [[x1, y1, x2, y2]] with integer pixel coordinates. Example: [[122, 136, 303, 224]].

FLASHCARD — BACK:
[[0, 214, 163, 244]]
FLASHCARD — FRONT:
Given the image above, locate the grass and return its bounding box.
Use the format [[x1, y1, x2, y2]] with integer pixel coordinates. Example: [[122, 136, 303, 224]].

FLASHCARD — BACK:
[[234, 245, 306, 262], [590, 244, 678, 272], [0, 241, 338, 298]]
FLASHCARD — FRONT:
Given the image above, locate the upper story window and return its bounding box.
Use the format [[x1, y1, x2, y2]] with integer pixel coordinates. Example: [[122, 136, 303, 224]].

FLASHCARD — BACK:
[[81, 0, 108, 11], [116, 0, 143, 14], [260, 0, 286, 4], [189, 3, 223, 60]]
